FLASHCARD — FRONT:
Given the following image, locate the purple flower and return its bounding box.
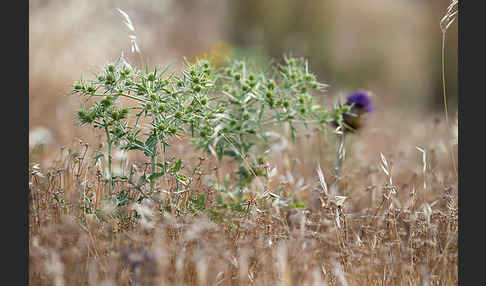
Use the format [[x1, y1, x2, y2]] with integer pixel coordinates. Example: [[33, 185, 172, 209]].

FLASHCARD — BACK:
[[330, 92, 374, 132], [345, 92, 374, 113]]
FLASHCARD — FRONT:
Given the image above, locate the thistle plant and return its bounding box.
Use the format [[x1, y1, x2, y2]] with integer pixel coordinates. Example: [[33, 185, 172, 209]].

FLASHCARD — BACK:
[[190, 56, 330, 187], [70, 54, 360, 211], [70, 56, 213, 196], [71, 58, 134, 189], [331, 91, 374, 184]]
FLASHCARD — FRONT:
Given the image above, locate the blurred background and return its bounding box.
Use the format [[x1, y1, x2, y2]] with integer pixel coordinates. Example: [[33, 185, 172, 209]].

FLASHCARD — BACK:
[[29, 0, 457, 170]]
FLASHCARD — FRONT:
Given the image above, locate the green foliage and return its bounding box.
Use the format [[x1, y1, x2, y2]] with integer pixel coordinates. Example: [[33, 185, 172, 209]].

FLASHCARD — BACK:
[[71, 54, 351, 222], [187, 194, 207, 212], [189, 56, 330, 185]]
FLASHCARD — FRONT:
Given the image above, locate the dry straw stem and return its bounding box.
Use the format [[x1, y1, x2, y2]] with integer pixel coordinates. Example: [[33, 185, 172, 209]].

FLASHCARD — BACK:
[[440, 0, 458, 178], [29, 7, 457, 283], [29, 118, 458, 285], [115, 8, 143, 66]]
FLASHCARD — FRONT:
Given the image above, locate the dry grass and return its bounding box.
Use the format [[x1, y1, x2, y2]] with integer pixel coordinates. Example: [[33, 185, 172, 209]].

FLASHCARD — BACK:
[[29, 110, 458, 285], [29, 1, 457, 285]]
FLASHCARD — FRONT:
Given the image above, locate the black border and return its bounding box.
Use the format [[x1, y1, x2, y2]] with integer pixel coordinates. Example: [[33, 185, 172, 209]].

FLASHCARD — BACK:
[[458, 0, 483, 284], [7, 0, 28, 284]]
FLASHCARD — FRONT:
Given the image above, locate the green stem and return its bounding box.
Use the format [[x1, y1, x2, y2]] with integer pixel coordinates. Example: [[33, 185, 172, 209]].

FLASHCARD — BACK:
[[122, 94, 149, 102], [90, 93, 148, 103], [259, 118, 320, 127], [104, 124, 113, 189], [149, 133, 160, 193], [162, 141, 167, 174], [150, 154, 156, 193]]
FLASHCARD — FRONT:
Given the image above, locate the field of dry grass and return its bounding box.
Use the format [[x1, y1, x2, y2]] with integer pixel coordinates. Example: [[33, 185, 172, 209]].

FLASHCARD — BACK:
[[29, 1, 458, 285], [28, 109, 458, 285]]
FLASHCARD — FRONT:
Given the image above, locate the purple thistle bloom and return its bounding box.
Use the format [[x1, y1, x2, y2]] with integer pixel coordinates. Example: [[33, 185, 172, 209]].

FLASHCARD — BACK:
[[345, 92, 374, 113], [330, 91, 374, 132]]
